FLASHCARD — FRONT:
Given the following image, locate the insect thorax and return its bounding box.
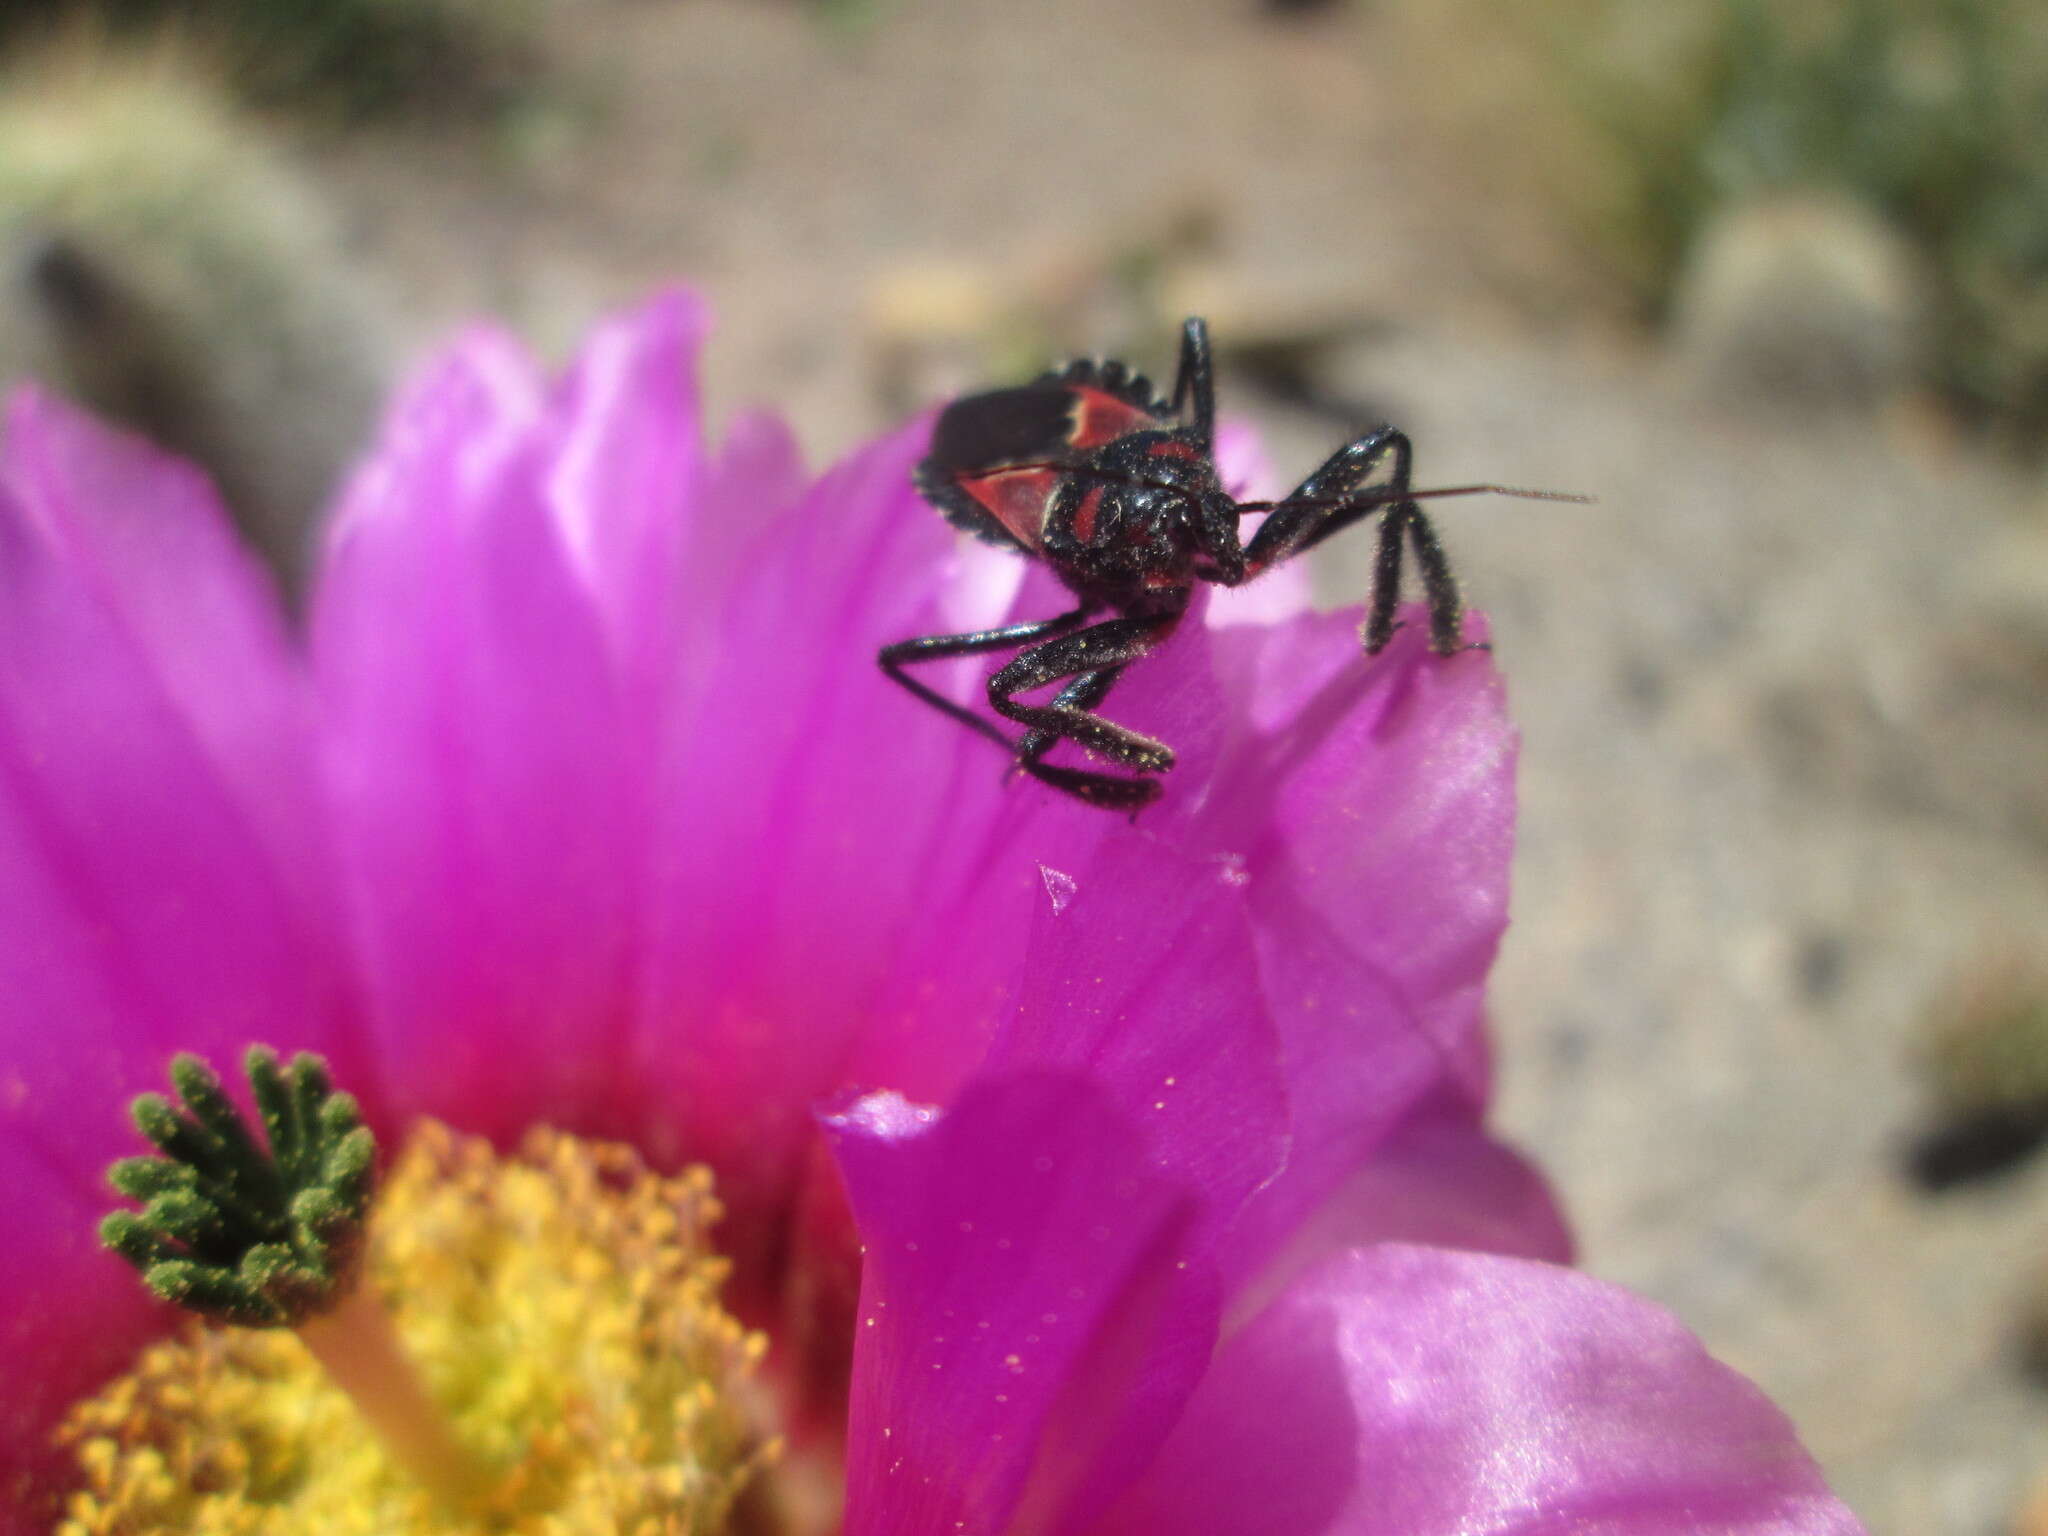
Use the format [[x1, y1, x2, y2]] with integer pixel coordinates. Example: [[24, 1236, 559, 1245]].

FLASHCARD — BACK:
[[1041, 431, 1219, 604]]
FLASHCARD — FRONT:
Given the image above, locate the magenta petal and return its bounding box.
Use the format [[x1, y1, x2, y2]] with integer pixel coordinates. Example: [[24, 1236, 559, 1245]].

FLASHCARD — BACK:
[[1206, 421, 1312, 627], [679, 404, 807, 666], [772, 598, 1275, 1411], [313, 335, 639, 1143], [549, 293, 709, 616], [834, 591, 1219, 1118], [0, 396, 358, 1078], [0, 440, 366, 1107], [984, 835, 1288, 1248], [1280, 1104, 1572, 1264], [0, 1155, 161, 1535], [1229, 609, 1513, 1099], [827, 1074, 1217, 1536], [0, 392, 333, 919], [1192, 611, 1523, 1283], [631, 420, 1014, 1182], [1105, 1245, 1864, 1536], [0, 401, 359, 1524], [1211, 419, 1278, 500], [546, 291, 728, 706], [1228, 1102, 1573, 1329]]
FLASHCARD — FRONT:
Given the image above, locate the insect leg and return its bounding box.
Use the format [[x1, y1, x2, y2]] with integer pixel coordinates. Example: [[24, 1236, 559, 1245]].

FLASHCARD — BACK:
[[1239, 425, 1466, 654], [999, 667, 1163, 810], [1403, 503, 1466, 655], [1015, 667, 1122, 764], [988, 615, 1182, 773], [1362, 500, 1408, 653], [879, 605, 1092, 751], [1359, 500, 1467, 655], [1169, 317, 1215, 448], [1019, 757, 1161, 812], [1241, 426, 1413, 574]]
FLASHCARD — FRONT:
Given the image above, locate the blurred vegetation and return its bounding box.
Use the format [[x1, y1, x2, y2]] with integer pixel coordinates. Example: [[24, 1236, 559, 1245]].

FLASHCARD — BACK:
[[807, 0, 897, 39], [1386, 0, 2048, 443], [1591, 0, 2047, 437], [0, 0, 543, 119], [1921, 963, 2048, 1126], [1909, 958, 2048, 1188], [0, 52, 393, 586]]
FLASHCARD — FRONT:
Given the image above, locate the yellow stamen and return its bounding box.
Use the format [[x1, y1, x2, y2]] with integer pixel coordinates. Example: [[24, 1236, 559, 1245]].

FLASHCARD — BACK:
[[297, 1282, 494, 1509], [57, 1122, 779, 1534]]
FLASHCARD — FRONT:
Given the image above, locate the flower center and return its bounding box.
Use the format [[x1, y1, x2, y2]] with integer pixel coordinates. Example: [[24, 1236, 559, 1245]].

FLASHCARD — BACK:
[[57, 1121, 780, 1534]]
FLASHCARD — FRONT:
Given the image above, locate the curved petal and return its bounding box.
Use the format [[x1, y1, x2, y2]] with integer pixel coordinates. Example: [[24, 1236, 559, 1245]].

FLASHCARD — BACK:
[[1196, 610, 1522, 1284], [628, 419, 1109, 1212], [0, 1156, 164, 1536], [0, 399, 361, 1528], [761, 616, 1273, 1409], [827, 1074, 1218, 1536], [0, 423, 365, 1128], [1222, 608, 1513, 1099], [312, 333, 641, 1145], [0, 392, 335, 924], [547, 289, 713, 683], [982, 835, 1288, 1252], [544, 293, 813, 719], [842, 577, 1237, 1117], [1102, 1245, 1864, 1536], [627, 422, 970, 1179], [1227, 1099, 1573, 1330]]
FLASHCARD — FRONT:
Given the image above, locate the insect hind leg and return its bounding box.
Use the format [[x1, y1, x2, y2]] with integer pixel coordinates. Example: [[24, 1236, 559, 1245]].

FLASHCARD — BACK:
[[1015, 666, 1121, 765], [1012, 667, 1162, 812], [989, 616, 1181, 775]]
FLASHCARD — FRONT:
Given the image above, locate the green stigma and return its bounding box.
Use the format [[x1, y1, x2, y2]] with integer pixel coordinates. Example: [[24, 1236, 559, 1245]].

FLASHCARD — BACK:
[[101, 1047, 376, 1327]]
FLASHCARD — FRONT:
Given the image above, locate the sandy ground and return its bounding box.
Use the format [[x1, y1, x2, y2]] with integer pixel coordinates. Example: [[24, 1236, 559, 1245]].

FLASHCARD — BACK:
[[37, 0, 2048, 1528]]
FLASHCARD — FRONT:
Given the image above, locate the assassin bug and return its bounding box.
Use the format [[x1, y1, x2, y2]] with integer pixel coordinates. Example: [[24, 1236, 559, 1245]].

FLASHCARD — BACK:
[[882, 316, 1576, 810]]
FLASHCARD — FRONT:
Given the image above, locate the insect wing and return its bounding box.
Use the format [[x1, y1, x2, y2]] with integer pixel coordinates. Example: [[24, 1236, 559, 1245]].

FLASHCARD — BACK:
[[916, 373, 1174, 552]]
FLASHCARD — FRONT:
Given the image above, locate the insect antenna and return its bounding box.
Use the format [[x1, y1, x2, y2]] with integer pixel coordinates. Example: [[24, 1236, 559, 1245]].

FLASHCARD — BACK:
[[983, 458, 1589, 512], [1232, 483, 1592, 515]]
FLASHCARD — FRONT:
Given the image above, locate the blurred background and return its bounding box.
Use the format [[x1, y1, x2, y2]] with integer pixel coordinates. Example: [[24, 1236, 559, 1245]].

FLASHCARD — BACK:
[[2, 1, 2045, 1529]]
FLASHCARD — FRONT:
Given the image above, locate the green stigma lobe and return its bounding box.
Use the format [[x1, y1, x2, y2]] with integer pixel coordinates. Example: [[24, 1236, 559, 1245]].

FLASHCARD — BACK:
[[102, 1047, 377, 1328]]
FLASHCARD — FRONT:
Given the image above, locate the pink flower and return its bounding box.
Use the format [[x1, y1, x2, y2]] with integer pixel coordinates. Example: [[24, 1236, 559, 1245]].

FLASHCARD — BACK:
[[0, 292, 1861, 1533]]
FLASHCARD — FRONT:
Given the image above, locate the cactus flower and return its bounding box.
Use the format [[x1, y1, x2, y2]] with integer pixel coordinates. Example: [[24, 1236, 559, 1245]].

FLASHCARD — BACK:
[[0, 293, 1862, 1534]]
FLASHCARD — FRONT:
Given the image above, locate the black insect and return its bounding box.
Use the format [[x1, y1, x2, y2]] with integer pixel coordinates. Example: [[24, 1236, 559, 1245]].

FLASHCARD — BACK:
[[882, 317, 1566, 810]]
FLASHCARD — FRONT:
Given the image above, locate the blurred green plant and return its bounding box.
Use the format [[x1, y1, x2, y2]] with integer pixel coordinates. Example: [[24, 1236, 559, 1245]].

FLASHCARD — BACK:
[[1905, 956, 2048, 1189], [2, 0, 542, 119], [1920, 961, 2048, 1127], [1383, 0, 2048, 438], [1567, 0, 2048, 438], [808, 0, 897, 40], [0, 52, 394, 588]]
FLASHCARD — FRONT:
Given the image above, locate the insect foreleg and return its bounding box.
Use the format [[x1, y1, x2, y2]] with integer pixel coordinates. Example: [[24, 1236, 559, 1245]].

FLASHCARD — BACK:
[[878, 606, 1093, 752]]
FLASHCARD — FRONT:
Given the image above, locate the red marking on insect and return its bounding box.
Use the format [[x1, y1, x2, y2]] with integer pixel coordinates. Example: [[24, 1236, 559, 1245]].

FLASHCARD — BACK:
[[1070, 484, 1107, 544], [961, 466, 1059, 550], [1068, 387, 1164, 450]]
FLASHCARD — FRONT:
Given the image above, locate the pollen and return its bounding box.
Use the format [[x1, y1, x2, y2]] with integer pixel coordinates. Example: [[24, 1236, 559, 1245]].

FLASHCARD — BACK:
[[56, 1122, 779, 1535]]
